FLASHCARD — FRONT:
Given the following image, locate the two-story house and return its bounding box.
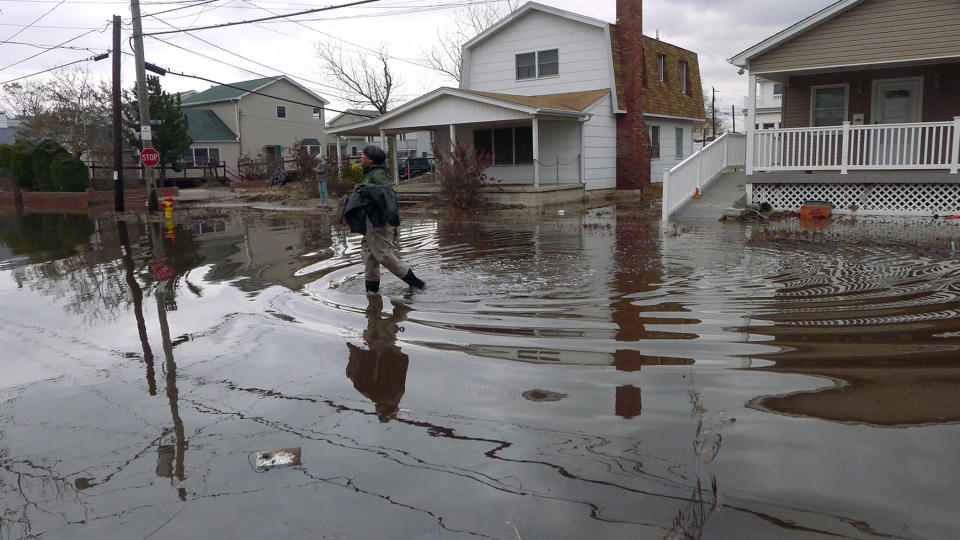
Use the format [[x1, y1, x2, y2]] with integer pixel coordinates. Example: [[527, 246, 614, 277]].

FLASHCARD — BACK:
[[327, 1, 704, 199], [179, 76, 329, 177], [742, 78, 784, 131]]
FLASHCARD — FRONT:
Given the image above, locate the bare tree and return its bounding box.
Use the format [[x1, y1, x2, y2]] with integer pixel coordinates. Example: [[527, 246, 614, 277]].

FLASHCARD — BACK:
[[2, 68, 112, 161], [316, 43, 399, 114], [422, 0, 519, 83]]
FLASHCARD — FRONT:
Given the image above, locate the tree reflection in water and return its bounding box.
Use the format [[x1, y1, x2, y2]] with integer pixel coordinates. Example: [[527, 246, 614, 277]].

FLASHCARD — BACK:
[[346, 295, 411, 423]]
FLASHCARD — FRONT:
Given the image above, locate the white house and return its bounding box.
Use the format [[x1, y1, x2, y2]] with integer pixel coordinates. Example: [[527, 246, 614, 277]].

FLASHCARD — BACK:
[[326, 109, 435, 161], [327, 1, 705, 199], [742, 78, 783, 130]]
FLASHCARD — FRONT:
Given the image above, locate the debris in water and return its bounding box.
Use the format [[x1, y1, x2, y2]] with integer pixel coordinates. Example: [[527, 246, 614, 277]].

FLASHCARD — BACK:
[[522, 389, 568, 402], [254, 447, 302, 471]]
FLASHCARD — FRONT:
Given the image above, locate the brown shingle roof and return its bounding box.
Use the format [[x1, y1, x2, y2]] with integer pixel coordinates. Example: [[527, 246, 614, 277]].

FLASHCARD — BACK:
[[458, 88, 611, 112], [610, 25, 706, 120]]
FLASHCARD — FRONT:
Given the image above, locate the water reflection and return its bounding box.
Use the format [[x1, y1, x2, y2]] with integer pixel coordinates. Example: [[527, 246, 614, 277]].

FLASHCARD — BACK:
[[346, 294, 411, 422]]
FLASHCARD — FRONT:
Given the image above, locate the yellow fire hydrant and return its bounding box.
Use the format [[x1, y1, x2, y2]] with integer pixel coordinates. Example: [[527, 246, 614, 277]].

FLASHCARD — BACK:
[[162, 194, 174, 219]]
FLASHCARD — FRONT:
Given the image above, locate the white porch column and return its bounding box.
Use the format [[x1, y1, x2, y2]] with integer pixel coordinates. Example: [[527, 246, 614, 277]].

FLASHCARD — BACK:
[[951, 116, 960, 174], [840, 121, 851, 174], [532, 117, 540, 189], [746, 71, 757, 175], [449, 124, 456, 152], [336, 136, 343, 179], [579, 117, 587, 184], [391, 133, 399, 185]]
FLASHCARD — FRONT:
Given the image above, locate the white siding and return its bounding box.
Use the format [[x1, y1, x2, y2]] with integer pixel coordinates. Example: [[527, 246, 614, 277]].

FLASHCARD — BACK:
[[380, 95, 530, 129], [647, 116, 695, 183], [539, 119, 581, 183], [582, 94, 617, 190], [463, 11, 612, 96], [236, 79, 327, 160]]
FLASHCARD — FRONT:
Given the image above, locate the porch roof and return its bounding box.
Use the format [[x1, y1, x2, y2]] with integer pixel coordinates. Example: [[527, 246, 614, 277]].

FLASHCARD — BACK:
[[327, 87, 607, 136]]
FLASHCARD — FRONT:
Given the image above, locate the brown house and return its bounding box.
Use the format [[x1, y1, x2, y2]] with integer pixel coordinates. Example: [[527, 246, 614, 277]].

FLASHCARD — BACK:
[[728, 0, 960, 216]]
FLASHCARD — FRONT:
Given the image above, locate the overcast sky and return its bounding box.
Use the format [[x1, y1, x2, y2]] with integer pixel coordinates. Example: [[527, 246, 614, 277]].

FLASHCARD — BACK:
[[0, 0, 837, 119]]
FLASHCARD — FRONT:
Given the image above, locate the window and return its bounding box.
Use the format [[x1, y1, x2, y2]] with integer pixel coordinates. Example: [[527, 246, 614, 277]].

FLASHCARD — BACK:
[[642, 51, 648, 88], [516, 49, 559, 80], [762, 123, 775, 130], [276, 105, 286, 118], [811, 85, 848, 126], [305, 144, 321, 155], [537, 49, 558, 77], [773, 84, 784, 96], [473, 126, 533, 165], [650, 126, 660, 159], [184, 147, 220, 165], [516, 52, 536, 80], [679, 60, 688, 95], [657, 54, 666, 82], [351, 146, 358, 156], [312, 107, 322, 120], [675, 127, 683, 160], [429, 131, 435, 142]]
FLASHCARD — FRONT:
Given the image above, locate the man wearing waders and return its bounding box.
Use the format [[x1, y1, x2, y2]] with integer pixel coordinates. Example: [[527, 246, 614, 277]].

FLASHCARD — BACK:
[[341, 145, 426, 293]]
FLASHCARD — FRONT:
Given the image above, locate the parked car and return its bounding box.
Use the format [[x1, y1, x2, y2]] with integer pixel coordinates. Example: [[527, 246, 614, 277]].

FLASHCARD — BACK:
[[399, 157, 435, 179]]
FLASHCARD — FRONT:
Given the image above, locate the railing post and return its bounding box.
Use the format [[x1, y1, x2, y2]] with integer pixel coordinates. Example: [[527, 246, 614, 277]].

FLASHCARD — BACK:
[[951, 116, 960, 174], [841, 121, 850, 174], [661, 169, 670, 222]]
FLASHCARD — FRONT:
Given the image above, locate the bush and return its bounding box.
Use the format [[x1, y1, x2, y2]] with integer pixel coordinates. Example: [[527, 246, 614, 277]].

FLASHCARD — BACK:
[[431, 142, 494, 209], [0, 144, 12, 170], [49, 153, 89, 192]]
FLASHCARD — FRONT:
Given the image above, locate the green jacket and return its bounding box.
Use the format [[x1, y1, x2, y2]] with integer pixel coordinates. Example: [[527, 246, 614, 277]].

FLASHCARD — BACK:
[[362, 165, 392, 187]]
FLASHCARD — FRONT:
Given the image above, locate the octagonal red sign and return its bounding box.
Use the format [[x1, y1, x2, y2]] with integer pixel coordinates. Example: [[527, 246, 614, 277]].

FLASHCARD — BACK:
[[140, 148, 160, 167]]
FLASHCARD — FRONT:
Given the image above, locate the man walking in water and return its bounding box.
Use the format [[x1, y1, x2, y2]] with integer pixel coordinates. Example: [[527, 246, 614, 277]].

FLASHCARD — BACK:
[[342, 145, 426, 293]]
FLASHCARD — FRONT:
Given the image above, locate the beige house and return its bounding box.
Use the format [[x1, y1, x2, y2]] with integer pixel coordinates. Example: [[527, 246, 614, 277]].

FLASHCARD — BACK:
[[726, 0, 960, 215], [179, 76, 329, 180]]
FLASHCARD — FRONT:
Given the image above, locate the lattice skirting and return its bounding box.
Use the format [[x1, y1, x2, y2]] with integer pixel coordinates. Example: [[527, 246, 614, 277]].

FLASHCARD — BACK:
[[749, 183, 960, 215]]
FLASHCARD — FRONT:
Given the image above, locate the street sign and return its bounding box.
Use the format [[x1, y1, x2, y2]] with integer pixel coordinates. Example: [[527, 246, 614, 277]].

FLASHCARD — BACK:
[[141, 125, 152, 141], [141, 147, 160, 167], [150, 258, 175, 281]]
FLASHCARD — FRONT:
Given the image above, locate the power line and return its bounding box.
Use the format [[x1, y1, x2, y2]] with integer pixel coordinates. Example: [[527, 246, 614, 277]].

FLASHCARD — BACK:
[[0, 53, 101, 86], [141, 0, 220, 18], [141, 0, 379, 37], [0, 24, 108, 73], [1, 40, 108, 53], [0, 0, 65, 46]]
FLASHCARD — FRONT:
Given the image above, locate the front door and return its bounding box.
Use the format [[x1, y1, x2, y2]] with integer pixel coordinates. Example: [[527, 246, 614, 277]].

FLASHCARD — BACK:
[[873, 78, 922, 124], [872, 78, 922, 164]]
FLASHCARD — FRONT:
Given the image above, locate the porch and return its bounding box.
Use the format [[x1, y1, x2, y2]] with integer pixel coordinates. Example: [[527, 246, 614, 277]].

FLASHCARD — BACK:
[[326, 87, 609, 194]]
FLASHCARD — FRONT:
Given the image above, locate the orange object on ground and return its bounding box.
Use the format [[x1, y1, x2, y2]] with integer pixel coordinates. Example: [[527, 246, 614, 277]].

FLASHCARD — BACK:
[[800, 204, 831, 219]]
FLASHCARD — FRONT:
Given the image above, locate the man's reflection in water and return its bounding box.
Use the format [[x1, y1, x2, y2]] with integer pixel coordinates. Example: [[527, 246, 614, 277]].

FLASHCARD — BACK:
[[346, 295, 411, 423]]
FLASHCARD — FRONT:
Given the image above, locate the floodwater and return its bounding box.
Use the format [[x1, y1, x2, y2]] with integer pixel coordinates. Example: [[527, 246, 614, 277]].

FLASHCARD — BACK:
[[1, 205, 959, 539]]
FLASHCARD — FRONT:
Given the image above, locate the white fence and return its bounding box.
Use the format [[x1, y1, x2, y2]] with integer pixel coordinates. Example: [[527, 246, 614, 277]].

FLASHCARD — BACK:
[[662, 131, 746, 221], [751, 118, 960, 173]]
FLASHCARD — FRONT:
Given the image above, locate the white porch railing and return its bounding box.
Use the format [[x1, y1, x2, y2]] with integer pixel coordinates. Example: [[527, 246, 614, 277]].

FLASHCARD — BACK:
[[752, 118, 960, 173], [662, 131, 746, 221]]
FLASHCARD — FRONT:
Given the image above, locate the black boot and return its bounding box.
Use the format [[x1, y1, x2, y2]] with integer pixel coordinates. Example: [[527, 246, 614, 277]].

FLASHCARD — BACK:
[[401, 269, 425, 289], [365, 280, 380, 293]]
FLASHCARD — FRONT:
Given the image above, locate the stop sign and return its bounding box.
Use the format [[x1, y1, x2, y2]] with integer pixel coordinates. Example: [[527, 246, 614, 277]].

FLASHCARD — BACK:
[[141, 147, 160, 167]]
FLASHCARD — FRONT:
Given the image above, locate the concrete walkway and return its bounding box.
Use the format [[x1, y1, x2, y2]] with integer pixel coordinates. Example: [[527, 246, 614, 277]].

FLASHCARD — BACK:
[[670, 171, 747, 220]]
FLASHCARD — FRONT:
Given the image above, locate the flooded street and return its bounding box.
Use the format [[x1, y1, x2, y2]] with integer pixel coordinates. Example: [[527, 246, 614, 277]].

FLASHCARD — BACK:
[[2, 205, 959, 539]]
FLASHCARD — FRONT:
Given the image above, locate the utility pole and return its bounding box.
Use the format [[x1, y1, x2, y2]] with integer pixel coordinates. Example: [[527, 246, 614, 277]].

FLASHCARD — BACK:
[[711, 86, 717, 140], [112, 15, 124, 213], [130, 0, 158, 212]]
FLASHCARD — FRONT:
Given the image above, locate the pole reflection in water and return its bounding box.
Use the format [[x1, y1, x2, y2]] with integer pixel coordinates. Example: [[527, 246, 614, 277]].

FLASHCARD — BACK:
[[117, 219, 156, 395], [346, 294, 411, 423]]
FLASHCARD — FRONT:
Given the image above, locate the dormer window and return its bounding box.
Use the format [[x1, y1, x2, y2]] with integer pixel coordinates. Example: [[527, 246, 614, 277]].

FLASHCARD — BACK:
[[516, 49, 559, 80]]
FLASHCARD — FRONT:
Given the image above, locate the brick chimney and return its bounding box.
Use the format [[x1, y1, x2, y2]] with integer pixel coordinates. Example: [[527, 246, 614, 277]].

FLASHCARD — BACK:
[[615, 0, 651, 189]]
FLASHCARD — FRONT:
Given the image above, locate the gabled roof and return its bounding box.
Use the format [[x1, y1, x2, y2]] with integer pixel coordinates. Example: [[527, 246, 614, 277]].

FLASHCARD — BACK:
[[180, 75, 329, 107], [327, 109, 380, 127], [182, 109, 237, 142], [728, 0, 863, 68], [327, 87, 607, 136], [462, 1, 608, 51]]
